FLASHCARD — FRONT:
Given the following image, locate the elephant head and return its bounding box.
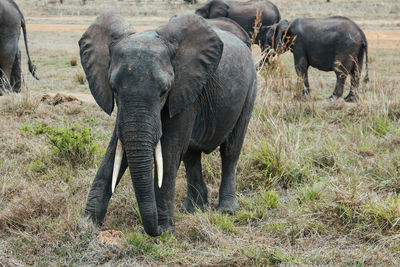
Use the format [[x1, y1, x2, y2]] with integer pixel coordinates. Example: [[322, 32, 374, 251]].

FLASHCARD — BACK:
[[79, 12, 223, 236], [195, 0, 230, 18], [259, 19, 290, 52]]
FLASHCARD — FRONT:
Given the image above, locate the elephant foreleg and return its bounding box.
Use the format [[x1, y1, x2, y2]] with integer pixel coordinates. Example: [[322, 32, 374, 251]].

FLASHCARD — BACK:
[[294, 55, 310, 97], [84, 126, 128, 225], [155, 108, 195, 232], [10, 49, 22, 93]]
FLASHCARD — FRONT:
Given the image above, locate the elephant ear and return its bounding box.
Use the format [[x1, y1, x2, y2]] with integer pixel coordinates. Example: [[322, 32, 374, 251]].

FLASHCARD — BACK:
[[79, 12, 135, 115], [157, 14, 223, 118], [274, 20, 290, 51], [209, 0, 230, 17]]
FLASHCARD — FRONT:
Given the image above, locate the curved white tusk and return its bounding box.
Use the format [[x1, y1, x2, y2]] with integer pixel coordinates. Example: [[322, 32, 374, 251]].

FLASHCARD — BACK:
[[155, 140, 163, 188], [112, 139, 124, 193]]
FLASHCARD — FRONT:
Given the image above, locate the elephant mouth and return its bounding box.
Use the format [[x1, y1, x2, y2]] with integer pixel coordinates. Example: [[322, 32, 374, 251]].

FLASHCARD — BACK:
[[111, 138, 163, 193]]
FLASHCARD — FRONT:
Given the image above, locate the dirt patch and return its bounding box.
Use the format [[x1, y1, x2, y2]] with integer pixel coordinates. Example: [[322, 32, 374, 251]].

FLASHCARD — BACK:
[[26, 23, 400, 50], [98, 230, 125, 247], [40, 93, 81, 105]]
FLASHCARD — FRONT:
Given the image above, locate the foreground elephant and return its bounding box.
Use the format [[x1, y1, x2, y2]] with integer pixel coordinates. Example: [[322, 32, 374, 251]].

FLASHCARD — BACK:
[[195, 0, 280, 44], [80, 12, 257, 236], [0, 0, 38, 94], [259, 17, 369, 101]]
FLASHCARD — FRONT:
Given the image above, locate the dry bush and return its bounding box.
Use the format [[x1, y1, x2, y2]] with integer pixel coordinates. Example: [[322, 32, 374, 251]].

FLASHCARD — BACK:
[[70, 57, 78, 67]]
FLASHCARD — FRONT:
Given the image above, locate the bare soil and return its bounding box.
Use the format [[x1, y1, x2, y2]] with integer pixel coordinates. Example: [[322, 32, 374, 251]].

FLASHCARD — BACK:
[[26, 23, 400, 50]]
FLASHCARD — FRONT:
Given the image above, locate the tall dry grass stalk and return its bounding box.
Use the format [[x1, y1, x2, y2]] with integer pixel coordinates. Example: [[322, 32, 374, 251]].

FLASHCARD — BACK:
[[251, 8, 264, 48]]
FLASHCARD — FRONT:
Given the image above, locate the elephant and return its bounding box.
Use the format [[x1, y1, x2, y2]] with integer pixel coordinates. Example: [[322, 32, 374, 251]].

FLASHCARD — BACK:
[[79, 12, 257, 236], [208, 17, 251, 47], [171, 14, 251, 47], [259, 17, 369, 101], [195, 0, 280, 45], [0, 0, 38, 95]]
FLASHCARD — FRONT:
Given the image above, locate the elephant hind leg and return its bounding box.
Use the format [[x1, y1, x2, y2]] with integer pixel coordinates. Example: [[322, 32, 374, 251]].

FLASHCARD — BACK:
[[10, 49, 22, 93], [217, 81, 257, 214], [345, 50, 364, 102], [183, 150, 208, 212]]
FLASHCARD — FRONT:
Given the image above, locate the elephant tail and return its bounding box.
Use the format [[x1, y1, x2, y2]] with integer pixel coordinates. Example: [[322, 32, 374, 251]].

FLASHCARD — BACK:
[[13, 1, 39, 80], [362, 38, 369, 83]]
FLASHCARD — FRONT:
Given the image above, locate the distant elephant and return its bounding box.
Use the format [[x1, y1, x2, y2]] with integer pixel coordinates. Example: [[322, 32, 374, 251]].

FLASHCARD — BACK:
[[0, 0, 38, 95], [208, 17, 251, 47], [80, 12, 257, 236], [171, 14, 251, 47], [195, 0, 280, 45], [259, 17, 369, 101]]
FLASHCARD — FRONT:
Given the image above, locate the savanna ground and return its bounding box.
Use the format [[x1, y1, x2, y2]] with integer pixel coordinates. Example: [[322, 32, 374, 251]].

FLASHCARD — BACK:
[[1, 0, 400, 265]]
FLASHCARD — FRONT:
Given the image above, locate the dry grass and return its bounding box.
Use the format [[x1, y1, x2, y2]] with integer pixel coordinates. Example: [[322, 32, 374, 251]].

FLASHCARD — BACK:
[[1, 0, 400, 265]]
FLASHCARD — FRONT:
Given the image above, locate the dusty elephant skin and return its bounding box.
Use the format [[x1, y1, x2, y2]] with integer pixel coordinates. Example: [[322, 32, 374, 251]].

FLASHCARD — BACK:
[[259, 16, 369, 101], [195, 0, 280, 44], [80, 12, 257, 236], [0, 0, 38, 95]]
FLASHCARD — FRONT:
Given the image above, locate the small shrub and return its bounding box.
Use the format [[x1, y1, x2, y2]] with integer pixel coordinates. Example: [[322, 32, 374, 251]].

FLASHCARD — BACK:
[[30, 158, 47, 174], [299, 182, 324, 203], [74, 72, 86, 85], [21, 124, 101, 168], [70, 57, 77, 66]]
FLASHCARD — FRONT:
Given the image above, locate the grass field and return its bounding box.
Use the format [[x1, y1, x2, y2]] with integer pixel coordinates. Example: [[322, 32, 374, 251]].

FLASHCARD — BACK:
[[1, 0, 400, 265]]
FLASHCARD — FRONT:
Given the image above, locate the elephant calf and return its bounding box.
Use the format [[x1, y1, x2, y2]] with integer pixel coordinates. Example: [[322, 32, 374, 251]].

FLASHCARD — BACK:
[[0, 0, 38, 94], [259, 16, 369, 101], [80, 13, 257, 236]]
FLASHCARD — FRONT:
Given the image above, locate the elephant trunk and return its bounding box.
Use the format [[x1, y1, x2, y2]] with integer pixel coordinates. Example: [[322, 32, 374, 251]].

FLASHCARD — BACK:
[[120, 119, 161, 237]]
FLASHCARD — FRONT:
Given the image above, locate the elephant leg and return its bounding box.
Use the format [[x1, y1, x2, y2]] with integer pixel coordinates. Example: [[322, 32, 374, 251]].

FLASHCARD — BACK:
[[345, 52, 363, 102], [331, 71, 346, 99], [84, 126, 128, 226], [10, 49, 22, 93], [0, 62, 13, 95], [155, 109, 195, 232], [294, 55, 310, 96], [218, 82, 256, 214], [183, 150, 208, 212]]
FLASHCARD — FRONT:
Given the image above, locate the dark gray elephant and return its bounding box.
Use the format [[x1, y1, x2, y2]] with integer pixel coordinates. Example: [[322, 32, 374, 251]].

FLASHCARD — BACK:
[[259, 17, 369, 101], [79, 12, 257, 236], [0, 0, 38, 95], [208, 17, 251, 47], [195, 0, 280, 44]]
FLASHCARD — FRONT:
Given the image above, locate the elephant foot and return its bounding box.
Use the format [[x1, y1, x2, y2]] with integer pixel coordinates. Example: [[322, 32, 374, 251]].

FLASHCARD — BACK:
[[344, 91, 358, 102], [184, 197, 208, 213], [217, 197, 238, 214], [83, 210, 104, 227]]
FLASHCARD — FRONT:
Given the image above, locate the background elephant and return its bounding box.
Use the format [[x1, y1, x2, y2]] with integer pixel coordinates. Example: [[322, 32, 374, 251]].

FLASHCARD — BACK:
[[195, 0, 280, 45], [0, 0, 38, 95], [207, 17, 251, 47], [80, 12, 257, 236], [259, 17, 369, 101]]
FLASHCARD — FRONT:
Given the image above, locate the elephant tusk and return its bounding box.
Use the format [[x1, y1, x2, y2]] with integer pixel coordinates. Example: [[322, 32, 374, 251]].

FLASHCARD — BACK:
[[112, 139, 124, 193], [155, 140, 163, 188]]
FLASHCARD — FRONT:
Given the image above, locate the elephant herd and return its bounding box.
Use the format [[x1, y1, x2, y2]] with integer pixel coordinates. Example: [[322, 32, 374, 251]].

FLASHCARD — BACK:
[[0, 0, 370, 236]]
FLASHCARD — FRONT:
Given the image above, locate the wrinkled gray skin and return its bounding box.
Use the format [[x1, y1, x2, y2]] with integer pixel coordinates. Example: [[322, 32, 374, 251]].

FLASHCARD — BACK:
[[195, 0, 280, 45], [80, 12, 257, 236], [0, 0, 38, 94], [259, 17, 369, 101]]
